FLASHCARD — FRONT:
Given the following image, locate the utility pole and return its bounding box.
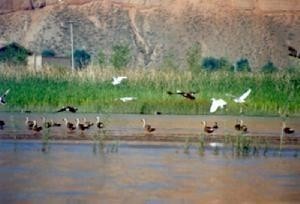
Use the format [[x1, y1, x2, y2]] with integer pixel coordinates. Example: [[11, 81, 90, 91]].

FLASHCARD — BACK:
[[62, 21, 76, 71], [70, 22, 74, 71]]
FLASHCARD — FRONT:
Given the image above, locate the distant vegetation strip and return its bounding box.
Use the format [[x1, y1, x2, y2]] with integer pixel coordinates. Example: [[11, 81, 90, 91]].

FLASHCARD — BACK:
[[0, 65, 299, 116]]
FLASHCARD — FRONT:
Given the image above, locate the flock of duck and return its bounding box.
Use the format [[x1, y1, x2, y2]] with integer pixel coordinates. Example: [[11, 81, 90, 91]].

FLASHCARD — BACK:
[[0, 75, 296, 136]]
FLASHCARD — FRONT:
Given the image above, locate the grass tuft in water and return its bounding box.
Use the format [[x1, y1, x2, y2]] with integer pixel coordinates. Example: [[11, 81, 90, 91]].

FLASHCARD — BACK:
[[183, 137, 191, 154]]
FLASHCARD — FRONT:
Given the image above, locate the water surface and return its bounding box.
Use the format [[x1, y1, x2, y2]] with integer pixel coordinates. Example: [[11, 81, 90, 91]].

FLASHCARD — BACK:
[[0, 140, 299, 203]]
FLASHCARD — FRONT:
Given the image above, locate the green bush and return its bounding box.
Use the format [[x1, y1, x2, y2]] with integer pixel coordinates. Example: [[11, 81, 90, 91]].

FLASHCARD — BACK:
[[74, 49, 91, 69], [261, 61, 278, 73], [0, 43, 29, 65], [109, 44, 131, 69], [234, 58, 251, 72], [42, 49, 56, 57], [202, 57, 232, 71]]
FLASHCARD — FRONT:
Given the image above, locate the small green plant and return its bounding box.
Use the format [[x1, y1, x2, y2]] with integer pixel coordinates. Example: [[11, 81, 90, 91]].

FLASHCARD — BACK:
[[261, 61, 278, 73], [41, 128, 51, 153], [97, 50, 106, 67], [263, 139, 269, 156], [198, 134, 205, 156], [110, 44, 131, 69], [183, 137, 191, 154], [74, 49, 91, 69]]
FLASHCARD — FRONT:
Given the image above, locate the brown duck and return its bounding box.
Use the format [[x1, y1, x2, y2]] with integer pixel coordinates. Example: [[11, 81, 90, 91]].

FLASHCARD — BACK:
[[141, 119, 156, 133], [63, 118, 76, 131], [201, 121, 215, 134]]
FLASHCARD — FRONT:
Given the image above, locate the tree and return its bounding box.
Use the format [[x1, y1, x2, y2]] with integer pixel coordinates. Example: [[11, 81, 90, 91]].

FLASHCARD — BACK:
[[186, 43, 202, 72], [42, 49, 56, 57], [110, 44, 131, 69], [202, 57, 221, 71], [0, 43, 29, 65], [74, 49, 91, 69], [234, 58, 251, 72], [261, 61, 278, 73]]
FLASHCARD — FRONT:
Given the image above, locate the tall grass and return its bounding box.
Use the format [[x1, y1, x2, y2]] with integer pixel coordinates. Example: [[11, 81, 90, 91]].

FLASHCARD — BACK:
[[0, 64, 299, 115]]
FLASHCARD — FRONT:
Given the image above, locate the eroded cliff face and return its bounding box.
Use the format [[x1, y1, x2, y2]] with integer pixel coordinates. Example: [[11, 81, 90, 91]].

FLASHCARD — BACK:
[[1, 0, 300, 69]]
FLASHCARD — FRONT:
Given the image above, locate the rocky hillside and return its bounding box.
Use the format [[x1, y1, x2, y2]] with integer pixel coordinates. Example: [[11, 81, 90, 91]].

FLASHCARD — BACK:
[[1, 0, 300, 69]]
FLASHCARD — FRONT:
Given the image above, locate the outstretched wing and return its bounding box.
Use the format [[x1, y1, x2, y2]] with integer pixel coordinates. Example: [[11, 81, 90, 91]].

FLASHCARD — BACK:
[[238, 89, 251, 101], [56, 107, 67, 112], [1, 89, 10, 97], [210, 100, 219, 113]]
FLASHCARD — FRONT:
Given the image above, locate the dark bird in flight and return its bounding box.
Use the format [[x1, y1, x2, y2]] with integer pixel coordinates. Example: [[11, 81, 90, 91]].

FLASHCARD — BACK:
[[56, 106, 78, 113], [167, 90, 197, 100], [288, 46, 300, 58], [0, 89, 10, 105]]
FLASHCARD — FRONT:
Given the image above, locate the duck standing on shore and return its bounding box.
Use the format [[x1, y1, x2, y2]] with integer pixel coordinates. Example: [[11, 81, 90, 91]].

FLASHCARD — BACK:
[[201, 121, 215, 134], [141, 119, 156, 133]]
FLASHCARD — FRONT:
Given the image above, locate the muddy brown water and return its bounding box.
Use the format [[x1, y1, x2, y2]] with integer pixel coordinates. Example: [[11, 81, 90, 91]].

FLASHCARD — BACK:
[[0, 140, 299, 203], [0, 113, 300, 203]]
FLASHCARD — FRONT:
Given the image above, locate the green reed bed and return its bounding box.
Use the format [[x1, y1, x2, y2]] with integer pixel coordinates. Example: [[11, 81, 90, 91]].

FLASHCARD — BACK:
[[0, 65, 299, 115]]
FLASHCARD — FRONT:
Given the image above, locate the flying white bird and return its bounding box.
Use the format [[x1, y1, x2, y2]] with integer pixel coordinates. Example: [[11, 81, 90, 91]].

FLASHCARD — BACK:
[[233, 89, 251, 103], [210, 98, 227, 113], [0, 89, 10, 105], [117, 97, 137, 102], [112, 76, 127, 85]]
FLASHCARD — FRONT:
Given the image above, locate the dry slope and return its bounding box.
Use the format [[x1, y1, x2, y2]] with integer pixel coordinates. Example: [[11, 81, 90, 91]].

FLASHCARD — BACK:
[[0, 0, 300, 69]]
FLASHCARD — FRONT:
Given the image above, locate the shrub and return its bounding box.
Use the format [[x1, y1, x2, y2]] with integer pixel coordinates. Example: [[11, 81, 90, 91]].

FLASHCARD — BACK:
[[219, 57, 233, 71], [42, 49, 56, 57], [202, 57, 226, 71], [109, 44, 131, 69], [74, 49, 91, 69], [0, 43, 29, 65], [97, 50, 106, 66], [186, 44, 202, 72], [261, 61, 278, 73], [162, 52, 178, 70], [234, 58, 251, 72]]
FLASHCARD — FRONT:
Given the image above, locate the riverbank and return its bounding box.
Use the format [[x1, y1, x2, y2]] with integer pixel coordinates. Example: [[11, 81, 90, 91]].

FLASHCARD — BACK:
[[0, 113, 299, 145]]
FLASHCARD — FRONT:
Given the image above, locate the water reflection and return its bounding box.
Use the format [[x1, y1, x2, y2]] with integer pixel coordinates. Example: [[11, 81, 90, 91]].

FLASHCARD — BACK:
[[0, 141, 299, 203]]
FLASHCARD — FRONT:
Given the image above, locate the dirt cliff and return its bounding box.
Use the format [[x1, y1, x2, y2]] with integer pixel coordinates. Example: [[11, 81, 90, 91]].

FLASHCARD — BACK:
[[0, 0, 300, 69]]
